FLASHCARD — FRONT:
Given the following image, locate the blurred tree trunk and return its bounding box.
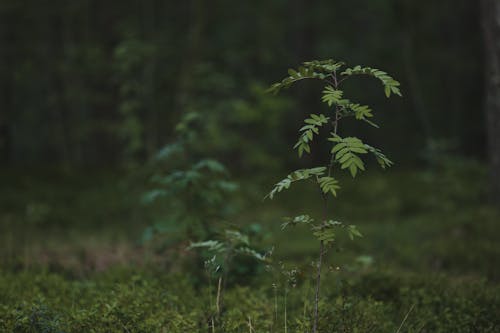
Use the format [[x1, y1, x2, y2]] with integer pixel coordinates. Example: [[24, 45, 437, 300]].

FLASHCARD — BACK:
[[395, 0, 433, 144], [52, 15, 72, 169], [173, 0, 205, 117], [143, 0, 161, 156], [291, 0, 320, 163], [0, 12, 12, 164], [0, 108, 10, 165], [482, 0, 500, 203], [402, 33, 433, 142]]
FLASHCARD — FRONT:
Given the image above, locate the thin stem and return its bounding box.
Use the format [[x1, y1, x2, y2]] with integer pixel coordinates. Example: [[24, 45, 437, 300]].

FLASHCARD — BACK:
[[312, 71, 341, 333], [208, 269, 214, 328], [274, 284, 278, 325], [216, 276, 222, 317], [337, 76, 349, 85], [312, 240, 324, 333], [248, 316, 254, 333], [284, 287, 288, 333], [396, 304, 415, 333], [217, 248, 232, 319], [208, 270, 213, 310]]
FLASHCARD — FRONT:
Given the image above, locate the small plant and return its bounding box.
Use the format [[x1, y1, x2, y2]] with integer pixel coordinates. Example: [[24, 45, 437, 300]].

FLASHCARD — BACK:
[[266, 59, 401, 332], [266, 262, 301, 333], [188, 229, 269, 329]]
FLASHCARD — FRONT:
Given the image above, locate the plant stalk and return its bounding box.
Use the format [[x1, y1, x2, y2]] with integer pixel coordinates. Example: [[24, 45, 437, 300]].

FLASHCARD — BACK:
[[313, 73, 341, 333], [216, 276, 222, 316], [312, 240, 324, 333], [284, 287, 288, 333]]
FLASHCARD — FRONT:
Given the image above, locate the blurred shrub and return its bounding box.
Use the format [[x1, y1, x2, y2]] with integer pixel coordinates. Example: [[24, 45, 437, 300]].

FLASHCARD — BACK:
[[180, 62, 294, 173], [141, 112, 240, 247]]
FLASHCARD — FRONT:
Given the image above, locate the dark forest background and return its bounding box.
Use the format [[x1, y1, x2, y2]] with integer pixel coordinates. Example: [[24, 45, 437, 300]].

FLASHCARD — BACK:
[[2, 1, 500, 331], [0, 0, 487, 172]]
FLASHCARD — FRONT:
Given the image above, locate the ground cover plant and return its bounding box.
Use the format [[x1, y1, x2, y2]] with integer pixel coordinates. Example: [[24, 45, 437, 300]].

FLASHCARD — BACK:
[[1, 268, 499, 332]]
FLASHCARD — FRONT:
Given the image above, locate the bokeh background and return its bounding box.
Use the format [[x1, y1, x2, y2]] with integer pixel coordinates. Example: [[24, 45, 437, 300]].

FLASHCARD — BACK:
[[0, 0, 485, 167], [1, 0, 500, 331]]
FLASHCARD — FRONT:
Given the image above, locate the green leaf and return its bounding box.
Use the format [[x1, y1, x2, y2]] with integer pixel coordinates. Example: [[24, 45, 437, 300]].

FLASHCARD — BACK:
[[330, 135, 368, 177], [236, 247, 268, 261], [318, 176, 340, 197], [312, 228, 336, 244], [225, 230, 249, 246], [341, 66, 402, 98], [321, 86, 343, 107], [311, 220, 346, 245], [384, 85, 391, 98], [267, 59, 345, 94], [141, 189, 168, 204], [349, 103, 373, 120], [362, 118, 380, 128], [347, 225, 363, 240], [154, 142, 184, 161], [193, 159, 227, 174], [266, 167, 327, 199], [188, 240, 226, 253], [281, 214, 314, 229], [295, 114, 329, 157], [364, 144, 394, 169]]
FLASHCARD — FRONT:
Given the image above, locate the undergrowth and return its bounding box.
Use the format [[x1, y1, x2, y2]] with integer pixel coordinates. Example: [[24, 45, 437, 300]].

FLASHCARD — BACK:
[[1, 269, 499, 332]]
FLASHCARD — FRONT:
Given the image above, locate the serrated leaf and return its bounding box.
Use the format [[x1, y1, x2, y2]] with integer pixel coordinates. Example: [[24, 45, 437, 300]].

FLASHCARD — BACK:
[[318, 176, 340, 197], [364, 144, 394, 169], [266, 167, 326, 199], [385, 85, 391, 97], [321, 86, 344, 107], [281, 214, 314, 229], [330, 135, 368, 178], [188, 240, 226, 253], [341, 65, 402, 98], [294, 114, 330, 157], [236, 247, 267, 261]]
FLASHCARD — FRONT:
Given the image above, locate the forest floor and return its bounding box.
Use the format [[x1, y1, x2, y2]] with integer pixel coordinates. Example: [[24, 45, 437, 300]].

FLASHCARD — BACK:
[[1, 166, 499, 332]]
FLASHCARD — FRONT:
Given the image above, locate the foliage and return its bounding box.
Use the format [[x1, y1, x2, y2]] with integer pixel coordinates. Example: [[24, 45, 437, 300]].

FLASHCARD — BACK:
[[294, 114, 330, 157], [0, 0, 484, 171], [266, 167, 327, 200], [141, 112, 239, 245], [1, 269, 499, 332], [114, 37, 157, 162], [187, 229, 270, 327], [280, 215, 361, 245], [267, 58, 400, 331], [1, 163, 499, 331], [181, 77, 293, 173], [188, 229, 269, 265]]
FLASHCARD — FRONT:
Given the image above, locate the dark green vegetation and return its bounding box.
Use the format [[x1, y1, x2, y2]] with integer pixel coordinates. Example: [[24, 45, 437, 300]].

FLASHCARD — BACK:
[[1, 269, 499, 332], [0, 0, 484, 167], [1, 161, 499, 332], [2, 0, 500, 331]]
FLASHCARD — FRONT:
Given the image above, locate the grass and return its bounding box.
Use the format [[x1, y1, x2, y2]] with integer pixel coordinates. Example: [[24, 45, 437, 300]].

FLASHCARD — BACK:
[[1, 268, 498, 332], [1, 162, 499, 331]]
